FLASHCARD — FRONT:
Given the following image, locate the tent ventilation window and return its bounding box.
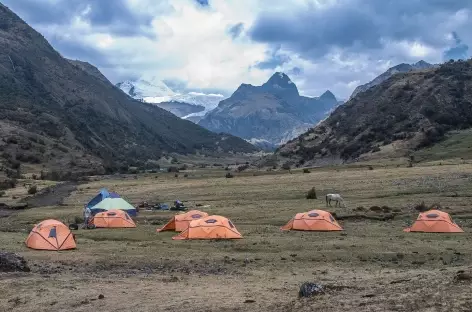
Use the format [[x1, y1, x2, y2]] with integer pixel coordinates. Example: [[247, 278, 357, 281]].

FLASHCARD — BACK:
[[228, 220, 235, 228], [329, 215, 335, 222], [426, 213, 439, 218], [308, 213, 319, 217], [107, 212, 117, 216], [191, 214, 202, 219], [206, 219, 217, 224]]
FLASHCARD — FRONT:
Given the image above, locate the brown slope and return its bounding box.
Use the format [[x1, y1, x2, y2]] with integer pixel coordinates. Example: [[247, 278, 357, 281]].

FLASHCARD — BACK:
[[277, 59, 472, 165], [0, 3, 257, 174]]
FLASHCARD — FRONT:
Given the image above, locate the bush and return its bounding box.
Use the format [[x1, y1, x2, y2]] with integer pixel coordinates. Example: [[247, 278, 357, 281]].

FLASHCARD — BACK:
[[171, 157, 179, 164], [174, 173, 179, 178], [184, 174, 188, 178], [0, 178, 17, 190], [179, 164, 188, 171], [306, 187, 317, 199], [414, 201, 428, 212], [0, 190, 5, 197], [167, 166, 179, 173], [303, 168, 311, 173], [225, 172, 234, 178], [237, 164, 249, 172], [27, 185, 37, 195], [368, 165, 374, 170], [282, 162, 291, 170]]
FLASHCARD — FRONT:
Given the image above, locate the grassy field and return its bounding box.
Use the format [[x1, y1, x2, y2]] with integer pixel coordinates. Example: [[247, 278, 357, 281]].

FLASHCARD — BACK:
[[1, 163, 472, 311]]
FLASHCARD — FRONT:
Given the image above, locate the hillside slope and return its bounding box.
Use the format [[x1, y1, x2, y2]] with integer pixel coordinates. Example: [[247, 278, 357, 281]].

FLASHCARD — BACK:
[[277, 59, 472, 165], [0, 3, 256, 174], [198, 72, 339, 149], [350, 61, 436, 99]]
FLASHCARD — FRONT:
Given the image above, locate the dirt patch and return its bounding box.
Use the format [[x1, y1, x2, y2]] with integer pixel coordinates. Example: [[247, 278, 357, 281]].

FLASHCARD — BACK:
[[23, 181, 80, 207], [333, 213, 397, 221], [0, 251, 30, 272]]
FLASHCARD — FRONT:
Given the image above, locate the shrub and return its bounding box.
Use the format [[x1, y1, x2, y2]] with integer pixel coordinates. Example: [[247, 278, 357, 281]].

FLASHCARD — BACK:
[[179, 164, 188, 171], [167, 166, 179, 173], [414, 201, 428, 212], [225, 172, 234, 178], [303, 168, 311, 173], [368, 165, 374, 170], [27, 185, 37, 195], [171, 157, 179, 164], [282, 162, 291, 170], [174, 173, 179, 178], [237, 164, 249, 172], [306, 187, 317, 199], [184, 174, 188, 178], [0, 190, 5, 197]]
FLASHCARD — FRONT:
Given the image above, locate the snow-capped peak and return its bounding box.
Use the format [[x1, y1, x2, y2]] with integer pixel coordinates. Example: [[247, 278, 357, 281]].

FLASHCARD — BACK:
[[116, 78, 226, 117]]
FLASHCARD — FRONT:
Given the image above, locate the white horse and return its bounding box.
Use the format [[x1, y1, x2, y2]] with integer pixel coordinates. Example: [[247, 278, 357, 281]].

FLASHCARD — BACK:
[[326, 193, 345, 207]]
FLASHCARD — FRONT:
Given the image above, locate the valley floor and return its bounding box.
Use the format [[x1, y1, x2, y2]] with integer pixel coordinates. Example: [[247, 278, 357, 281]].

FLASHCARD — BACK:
[[1, 163, 472, 311]]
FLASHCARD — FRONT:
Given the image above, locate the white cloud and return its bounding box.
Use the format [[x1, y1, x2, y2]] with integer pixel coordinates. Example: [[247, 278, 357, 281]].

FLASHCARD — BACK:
[[9, 0, 472, 99]]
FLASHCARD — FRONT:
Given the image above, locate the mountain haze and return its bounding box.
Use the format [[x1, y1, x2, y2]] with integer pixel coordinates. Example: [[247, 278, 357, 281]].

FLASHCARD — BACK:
[[198, 72, 339, 149], [0, 3, 257, 174], [116, 78, 224, 121]]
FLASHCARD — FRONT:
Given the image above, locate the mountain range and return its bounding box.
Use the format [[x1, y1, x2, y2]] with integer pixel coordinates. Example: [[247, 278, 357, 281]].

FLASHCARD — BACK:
[[0, 3, 257, 175], [198, 72, 339, 150], [349, 60, 437, 99], [277, 59, 472, 166], [116, 78, 224, 122]]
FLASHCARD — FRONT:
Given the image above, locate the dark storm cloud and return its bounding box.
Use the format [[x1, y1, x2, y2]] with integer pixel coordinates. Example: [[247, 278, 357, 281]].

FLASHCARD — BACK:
[[255, 46, 291, 69], [444, 32, 469, 60], [195, 0, 209, 7], [228, 23, 244, 39], [48, 35, 110, 67], [2, 0, 156, 38], [249, 0, 472, 59], [288, 67, 303, 76]]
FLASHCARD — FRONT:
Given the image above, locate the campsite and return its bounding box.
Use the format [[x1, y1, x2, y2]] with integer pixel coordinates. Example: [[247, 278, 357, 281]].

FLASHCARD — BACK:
[[1, 162, 472, 311]]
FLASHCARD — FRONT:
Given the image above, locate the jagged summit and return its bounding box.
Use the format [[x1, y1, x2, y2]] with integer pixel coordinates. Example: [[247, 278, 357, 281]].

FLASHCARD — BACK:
[[320, 90, 336, 101], [199, 71, 338, 147], [262, 72, 299, 97]]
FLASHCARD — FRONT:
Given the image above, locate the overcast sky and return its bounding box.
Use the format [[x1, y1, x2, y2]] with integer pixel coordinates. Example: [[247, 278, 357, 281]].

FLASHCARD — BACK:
[[3, 0, 471, 99]]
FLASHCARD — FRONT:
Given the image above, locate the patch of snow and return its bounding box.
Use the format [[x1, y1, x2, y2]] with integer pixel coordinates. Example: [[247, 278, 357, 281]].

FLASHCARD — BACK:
[[117, 78, 226, 115]]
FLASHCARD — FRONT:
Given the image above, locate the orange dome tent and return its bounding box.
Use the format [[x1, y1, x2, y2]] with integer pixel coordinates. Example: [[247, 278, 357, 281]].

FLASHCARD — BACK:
[[404, 210, 463, 233], [281, 209, 343, 231], [157, 210, 209, 232], [25, 219, 76, 251], [91, 209, 136, 228], [172, 215, 242, 240]]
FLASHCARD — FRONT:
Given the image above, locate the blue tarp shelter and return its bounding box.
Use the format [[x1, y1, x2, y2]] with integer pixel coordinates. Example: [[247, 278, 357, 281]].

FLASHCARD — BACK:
[[86, 188, 121, 210]]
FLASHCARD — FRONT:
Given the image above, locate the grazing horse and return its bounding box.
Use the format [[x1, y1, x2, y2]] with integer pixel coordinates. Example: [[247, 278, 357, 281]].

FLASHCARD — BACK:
[[326, 193, 345, 207]]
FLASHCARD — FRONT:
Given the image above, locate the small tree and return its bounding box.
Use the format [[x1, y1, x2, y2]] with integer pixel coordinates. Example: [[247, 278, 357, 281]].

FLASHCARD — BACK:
[[303, 168, 311, 173], [225, 172, 234, 178]]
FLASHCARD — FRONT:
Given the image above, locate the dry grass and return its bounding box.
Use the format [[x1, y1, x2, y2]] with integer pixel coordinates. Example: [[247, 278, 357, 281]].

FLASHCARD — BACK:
[[2, 164, 472, 311]]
